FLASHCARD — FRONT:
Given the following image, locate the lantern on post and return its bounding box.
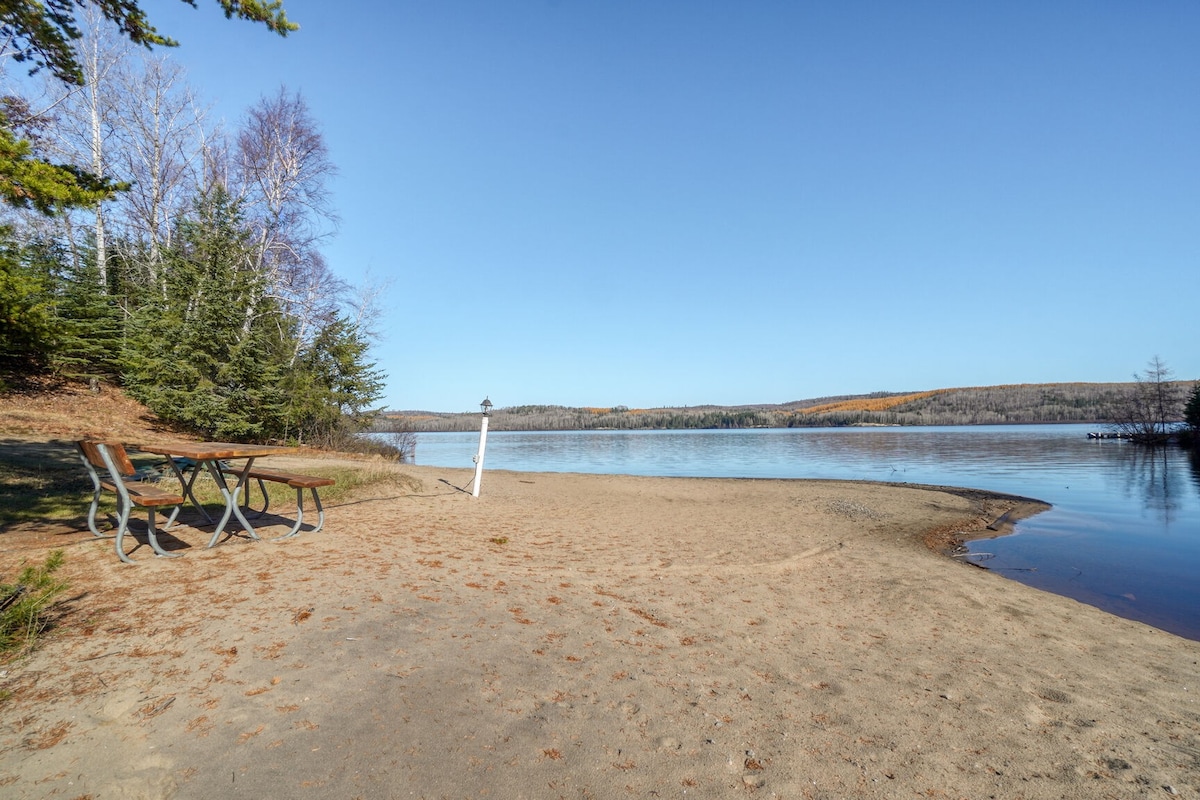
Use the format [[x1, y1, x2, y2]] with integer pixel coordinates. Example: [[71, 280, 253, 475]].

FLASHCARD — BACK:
[[472, 397, 492, 497]]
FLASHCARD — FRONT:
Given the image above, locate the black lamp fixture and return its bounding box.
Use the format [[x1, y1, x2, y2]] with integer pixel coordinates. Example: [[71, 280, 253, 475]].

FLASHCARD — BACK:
[[480, 397, 493, 416]]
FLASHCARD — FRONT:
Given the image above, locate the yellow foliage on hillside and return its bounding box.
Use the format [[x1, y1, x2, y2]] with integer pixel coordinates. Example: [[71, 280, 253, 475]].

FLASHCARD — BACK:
[[385, 413, 439, 423], [796, 390, 949, 415]]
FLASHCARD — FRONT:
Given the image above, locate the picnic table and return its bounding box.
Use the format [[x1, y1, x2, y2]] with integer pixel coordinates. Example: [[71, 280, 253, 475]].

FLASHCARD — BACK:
[[137, 442, 296, 547]]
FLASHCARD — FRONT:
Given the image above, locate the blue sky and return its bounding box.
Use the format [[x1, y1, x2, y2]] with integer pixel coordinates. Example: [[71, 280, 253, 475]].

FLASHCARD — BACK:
[[145, 1, 1196, 412]]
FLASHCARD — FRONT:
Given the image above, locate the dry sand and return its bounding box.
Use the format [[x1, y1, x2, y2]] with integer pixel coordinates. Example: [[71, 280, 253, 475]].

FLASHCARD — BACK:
[[1, 458, 1198, 799]]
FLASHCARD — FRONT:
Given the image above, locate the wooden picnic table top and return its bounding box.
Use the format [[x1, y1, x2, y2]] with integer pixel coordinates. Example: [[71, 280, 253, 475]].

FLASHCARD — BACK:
[[135, 442, 296, 460]]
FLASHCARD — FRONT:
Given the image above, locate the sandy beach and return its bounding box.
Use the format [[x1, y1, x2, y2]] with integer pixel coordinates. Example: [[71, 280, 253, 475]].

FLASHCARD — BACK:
[[1, 457, 1198, 799]]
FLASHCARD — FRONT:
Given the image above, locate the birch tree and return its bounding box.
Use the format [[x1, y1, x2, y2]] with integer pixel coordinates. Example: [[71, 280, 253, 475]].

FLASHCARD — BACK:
[[231, 86, 342, 356], [34, 6, 129, 286], [110, 53, 209, 284], [0, 0, 295, 214]]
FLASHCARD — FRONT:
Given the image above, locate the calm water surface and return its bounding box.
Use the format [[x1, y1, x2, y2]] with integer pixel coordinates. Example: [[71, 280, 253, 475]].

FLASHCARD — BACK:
[[398, 425, 1200, 640]]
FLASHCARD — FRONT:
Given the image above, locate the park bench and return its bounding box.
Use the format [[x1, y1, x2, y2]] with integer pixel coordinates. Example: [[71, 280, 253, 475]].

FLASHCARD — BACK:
[[218, 465, 334, 539], [75, 440, 186, 564]]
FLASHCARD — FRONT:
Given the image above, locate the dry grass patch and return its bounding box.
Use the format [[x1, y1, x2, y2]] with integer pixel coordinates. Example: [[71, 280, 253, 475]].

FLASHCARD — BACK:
[[0, 378, 185, 441]]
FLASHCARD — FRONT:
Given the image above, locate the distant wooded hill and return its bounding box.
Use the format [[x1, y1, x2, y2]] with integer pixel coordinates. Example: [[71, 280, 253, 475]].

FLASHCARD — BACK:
[[376, 382, 1197, 433]]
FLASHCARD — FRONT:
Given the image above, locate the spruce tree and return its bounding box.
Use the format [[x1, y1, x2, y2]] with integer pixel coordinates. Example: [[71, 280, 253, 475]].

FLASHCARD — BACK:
[[284, 314, 383, 445], [122, 187, 287, 439], [0, 227, 56, 376], [1185, 383, 1200, 437], [38, 239, 124, 381]]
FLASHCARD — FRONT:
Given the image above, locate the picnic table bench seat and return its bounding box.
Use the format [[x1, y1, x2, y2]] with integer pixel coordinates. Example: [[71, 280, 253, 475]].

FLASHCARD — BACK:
[[98, 479, 186, 507], [218, 465, 334, 538], [225, 468, 336, 490], [76, 440, 185, 563]]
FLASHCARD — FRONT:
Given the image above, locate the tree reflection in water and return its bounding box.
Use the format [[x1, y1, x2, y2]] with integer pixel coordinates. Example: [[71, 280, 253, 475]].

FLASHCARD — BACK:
[[1112, 444, 1185, 525]]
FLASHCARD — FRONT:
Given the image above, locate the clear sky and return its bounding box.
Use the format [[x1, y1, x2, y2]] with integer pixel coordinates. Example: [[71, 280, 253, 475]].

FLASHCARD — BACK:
[[143, 1, 1196, 412]]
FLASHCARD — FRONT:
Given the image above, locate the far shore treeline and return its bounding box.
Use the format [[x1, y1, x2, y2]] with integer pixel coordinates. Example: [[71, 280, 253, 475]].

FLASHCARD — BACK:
[[377, 381, 1200, 434]]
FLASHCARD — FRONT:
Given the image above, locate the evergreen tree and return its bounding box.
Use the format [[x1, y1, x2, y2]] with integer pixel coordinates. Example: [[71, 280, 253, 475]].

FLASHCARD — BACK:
[[1112, 357, 1182, 443], [0, 227, 55, 374], [2, 1, 295, 86], [1185, 383, 1200, 436], [0, 120, 117, 213], [122, 187, 287, 439], [284, 314, 384, 444], [30, 237, 125, 381]]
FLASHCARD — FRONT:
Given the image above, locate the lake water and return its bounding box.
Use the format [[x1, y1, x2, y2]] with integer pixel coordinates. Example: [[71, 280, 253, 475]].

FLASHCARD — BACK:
[[389, 424, 1200, 641]]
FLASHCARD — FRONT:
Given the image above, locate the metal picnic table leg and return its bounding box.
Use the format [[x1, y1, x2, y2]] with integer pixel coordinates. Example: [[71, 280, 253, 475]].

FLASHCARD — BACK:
[[166, 457, 214, 525], [144, 506, 183, 559], [204, 458, 262, 547], [270, 486, 326, 541], [274, 487, 307, 539], [74, 445, 112, 538], [112, 494, 135, 564]]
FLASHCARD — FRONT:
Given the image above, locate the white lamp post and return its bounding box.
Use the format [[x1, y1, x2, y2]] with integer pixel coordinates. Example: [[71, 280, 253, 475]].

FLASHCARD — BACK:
[[472, 397, 492, 497]]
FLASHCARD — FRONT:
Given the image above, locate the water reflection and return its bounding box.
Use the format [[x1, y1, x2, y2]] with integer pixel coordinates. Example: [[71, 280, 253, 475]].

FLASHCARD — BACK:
[[1110, 445, 1184, 525]]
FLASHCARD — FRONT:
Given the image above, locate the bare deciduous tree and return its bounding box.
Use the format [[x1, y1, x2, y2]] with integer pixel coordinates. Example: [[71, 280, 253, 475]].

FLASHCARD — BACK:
[[22, 10, 213, 298], [32, 6, 130, 285], [231, 87, 341, 353], [110, 53, 210, 283], [1113, 356, 1184, 443]]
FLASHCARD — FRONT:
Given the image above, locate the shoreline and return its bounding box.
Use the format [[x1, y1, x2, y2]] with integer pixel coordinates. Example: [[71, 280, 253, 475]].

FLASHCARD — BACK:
[[1, 463, 1197, 797]]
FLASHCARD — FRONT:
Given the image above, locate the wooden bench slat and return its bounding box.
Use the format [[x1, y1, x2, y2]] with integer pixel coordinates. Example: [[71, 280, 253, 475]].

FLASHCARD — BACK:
[[100, 480, 185, 507], [221, 467, 335, 489]]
